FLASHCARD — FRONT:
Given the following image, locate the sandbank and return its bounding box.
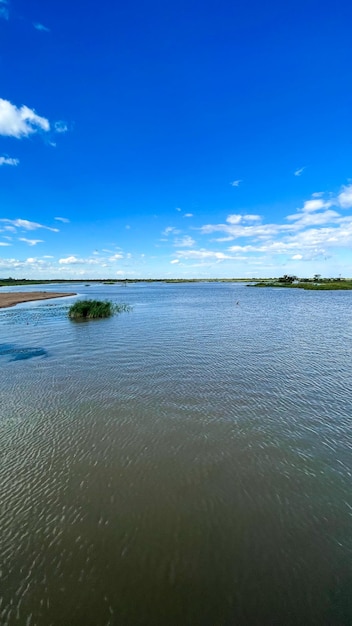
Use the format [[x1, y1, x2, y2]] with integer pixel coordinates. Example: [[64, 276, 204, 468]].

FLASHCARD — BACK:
[[0, 291, 77, 309]]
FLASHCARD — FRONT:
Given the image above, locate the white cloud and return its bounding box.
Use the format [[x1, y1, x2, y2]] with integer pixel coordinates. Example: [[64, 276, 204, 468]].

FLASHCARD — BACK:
[[201, 217, 279, 240], [3, 181, 351, 279], [176, 249, 232, 261], [109, 253, 123, 261], [195, 181, 352, 269], [0, 242, 11, 246], [54, 216, 70, 223], [294, 167, 305, 177], [301, 198, 332, 212], [0, 218, 59, 232], [226, 214, 261, 225], [0, 98, 50, 138], [163, 226, 180, 236], [287, 209, 339, 227], [0, 256, 55, 271], [213, 236, 235, 242], [58, 255, 101, 266], [174, 236, 195, 247], [59, 256, 81, 265], [230, 180, 242, 187], [243, 214, 261, 222], [338, 184, 352, 209], [0, 0, 9, 20], [0, 156, 19, 166], [54, 120, 68, 133], [184, 213, 193, 218], [33, 22, 50, 32], [226, 215, 242, 225], [19, 238, 44, 246]]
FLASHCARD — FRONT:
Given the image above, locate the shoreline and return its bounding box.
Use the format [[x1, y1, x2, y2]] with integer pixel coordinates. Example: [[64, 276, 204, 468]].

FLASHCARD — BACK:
[[0, 292, 77, 309]]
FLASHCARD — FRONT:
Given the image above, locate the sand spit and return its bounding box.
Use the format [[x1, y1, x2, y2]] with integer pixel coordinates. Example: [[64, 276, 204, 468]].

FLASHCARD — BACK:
[[0, 292, 77, 309]]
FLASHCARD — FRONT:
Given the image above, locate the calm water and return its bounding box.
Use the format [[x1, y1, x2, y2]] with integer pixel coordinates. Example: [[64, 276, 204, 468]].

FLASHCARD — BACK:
[[0, 282, 351, 625]]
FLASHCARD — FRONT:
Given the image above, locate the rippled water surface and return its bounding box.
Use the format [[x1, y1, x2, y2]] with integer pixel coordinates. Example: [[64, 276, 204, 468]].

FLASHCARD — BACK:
[[0, 283, 351, 625]]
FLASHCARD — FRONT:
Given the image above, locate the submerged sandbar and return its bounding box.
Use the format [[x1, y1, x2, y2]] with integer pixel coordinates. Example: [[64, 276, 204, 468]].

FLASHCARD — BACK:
[[0, 291, 76, 309]]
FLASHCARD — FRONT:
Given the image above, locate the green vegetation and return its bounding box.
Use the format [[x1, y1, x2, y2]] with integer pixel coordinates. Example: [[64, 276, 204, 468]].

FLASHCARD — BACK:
[[251, 276, 352, 290], [0, 277, 261, 287], [68, 299, 131, 320], [1, 275, 351, 289]]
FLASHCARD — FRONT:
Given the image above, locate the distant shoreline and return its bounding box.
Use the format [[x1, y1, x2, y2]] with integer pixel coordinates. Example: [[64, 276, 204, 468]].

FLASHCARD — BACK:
[[0, 292, 77, 309], [0, 278, 253, 287]]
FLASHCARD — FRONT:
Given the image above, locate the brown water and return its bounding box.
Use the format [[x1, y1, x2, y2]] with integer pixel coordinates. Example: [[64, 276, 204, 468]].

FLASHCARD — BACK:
[[0, 283, 351, 625]]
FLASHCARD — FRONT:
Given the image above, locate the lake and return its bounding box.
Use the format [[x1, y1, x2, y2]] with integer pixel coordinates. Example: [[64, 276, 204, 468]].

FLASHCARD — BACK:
[[0, 282, 351, 625]]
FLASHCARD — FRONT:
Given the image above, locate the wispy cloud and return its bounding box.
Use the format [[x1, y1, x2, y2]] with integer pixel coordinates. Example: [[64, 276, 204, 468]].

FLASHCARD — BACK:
[[54, 120, 68, 134], [227, 214, 261, 224], [163, 226, 181, 236], [170, 259, 179, 264], [230, 180, 242, 187], [0, 0, 9, 20], [0, 156, 19, 166], [184, 213, 193, 218], [109, 253, 123, 261], [0, 242, 11, 246], [0, 218, 59, 232], [58, 255, 104, 266], [33, 22, 50, 32], [194, 182, 352, 267], [294, 167, 305, 177], [54, 216, 70, 223], [174, 235, 195, 248], [287, 209, 340, 228], [176, 249, 232, 261], [19, 238, 44, 246], [0, 98, 50, 138]]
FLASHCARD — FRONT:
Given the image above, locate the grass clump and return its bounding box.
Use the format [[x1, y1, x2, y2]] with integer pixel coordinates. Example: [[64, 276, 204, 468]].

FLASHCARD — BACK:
[[68, 299, 131, 320]]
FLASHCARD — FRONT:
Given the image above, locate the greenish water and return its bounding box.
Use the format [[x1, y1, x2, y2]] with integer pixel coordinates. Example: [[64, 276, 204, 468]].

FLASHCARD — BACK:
[[0, 283, 351, 625]]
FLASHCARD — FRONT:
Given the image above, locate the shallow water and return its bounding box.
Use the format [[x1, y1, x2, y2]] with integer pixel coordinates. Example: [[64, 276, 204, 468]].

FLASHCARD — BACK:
[[0, 283, 351, 625]]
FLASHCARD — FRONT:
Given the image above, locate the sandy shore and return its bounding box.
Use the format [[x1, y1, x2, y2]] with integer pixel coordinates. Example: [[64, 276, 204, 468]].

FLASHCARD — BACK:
[[0, 291, 77, 309]]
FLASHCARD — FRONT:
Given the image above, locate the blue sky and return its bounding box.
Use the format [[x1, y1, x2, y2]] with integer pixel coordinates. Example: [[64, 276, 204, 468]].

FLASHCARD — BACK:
[[1, 0, 352, 279]]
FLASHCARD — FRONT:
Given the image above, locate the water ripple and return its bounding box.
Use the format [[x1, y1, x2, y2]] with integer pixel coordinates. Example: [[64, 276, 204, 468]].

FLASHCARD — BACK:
[[0, 284, 351, 624]]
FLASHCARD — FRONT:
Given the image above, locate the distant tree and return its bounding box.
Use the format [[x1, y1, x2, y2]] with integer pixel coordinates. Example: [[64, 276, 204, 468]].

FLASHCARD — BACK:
[[278, 274, 297, 283]]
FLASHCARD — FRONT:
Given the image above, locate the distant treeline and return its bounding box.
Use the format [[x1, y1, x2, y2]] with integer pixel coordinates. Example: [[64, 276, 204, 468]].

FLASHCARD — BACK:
[[1, 276, 351, 288], [251, 275, 352, 290], [0, 277, 257, 287]]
